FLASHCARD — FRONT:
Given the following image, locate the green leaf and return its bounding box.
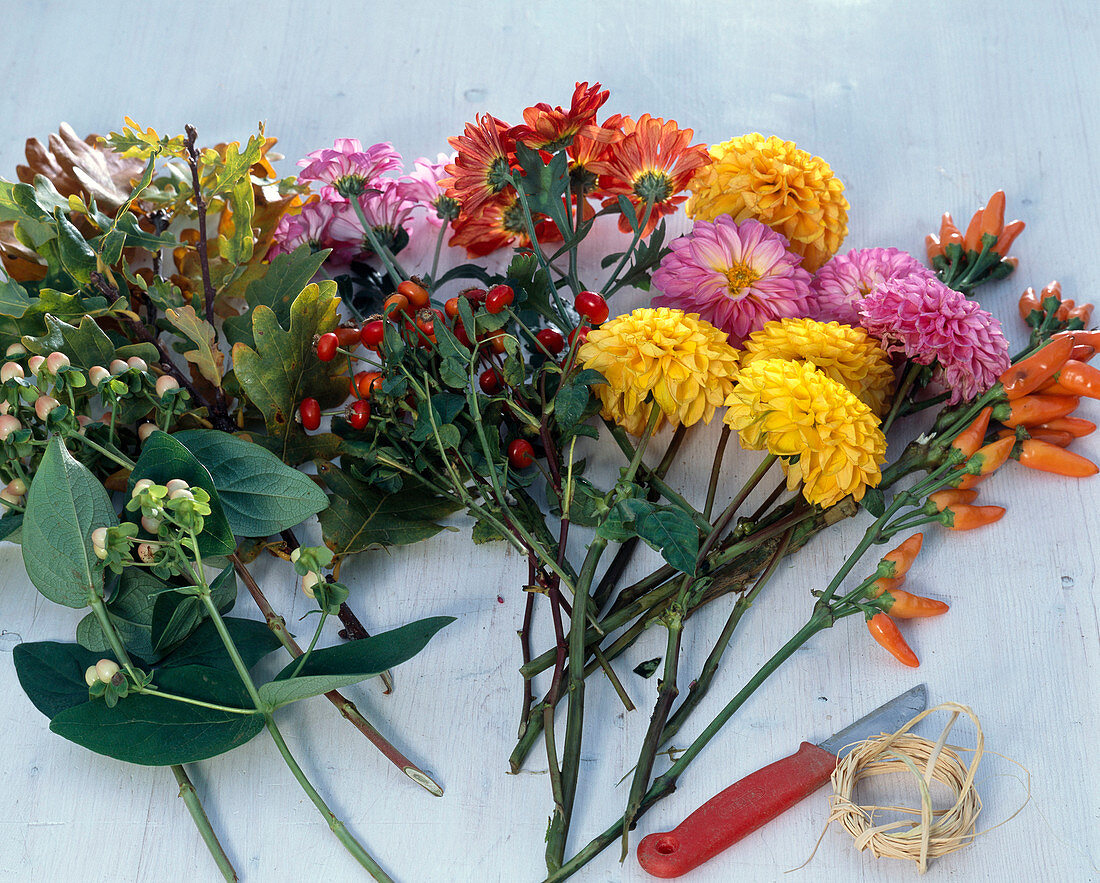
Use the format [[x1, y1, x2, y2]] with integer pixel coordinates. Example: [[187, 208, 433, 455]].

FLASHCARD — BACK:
[[222, 245, 329, 347], [13, 641, 104, 719], [409, 393, 465, 443], [0, 276, 31, 318], [22, 438, 116, 608], [0, 510, 23, 543], [217, 174, 255, 265], [166, 305, 223, 387], [50, 687, 264, 766], [173, 429, 328, 537], [151, 565, 236, 655], [75, 568, 163, 660], [635, 506, 699, 576], [156, 616, 281, 672], [471, 517, 506, 544], [127, 431, 235, 557], [53, 209, 96, 284], [555, 378, 592, 428], [258, 616, 453, 709], [596, 497, 655, 543], [861, 486, 886, 518], [316, 461, 459, 555], [513, 143, 571, 238], [231, 282, 347, 465], [23, 314, 157, 369]]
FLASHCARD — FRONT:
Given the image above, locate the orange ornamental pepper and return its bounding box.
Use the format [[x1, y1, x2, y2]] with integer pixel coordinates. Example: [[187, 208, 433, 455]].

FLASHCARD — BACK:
[[866, 613, 919, 667], [993, 219, 1025, 256], [950, 406, 993, 457], [1016, 439, 1099, 477], [880, 589, 950, 619], [980, 190, 1005, 238], [939, 212, 963, 247], [881, 533, 923, 578], [996, 394, 1080, 428], [1038, 416, 1096, 438], [867, 575, 906, 598], [1018, 287, 1042, 321], [963, 207, 985, 252], [956, 435, 1015, 489], [925, 234, 944, 262], [943, 503, 1006, 530], [999, 336, 1074, 399], [1040, 280, 1063, 302], [1067, 303, 1094, 326], [1047, 360, 1100, 400], [927, 488, 979, 510], [997, 427, 1073, 448]]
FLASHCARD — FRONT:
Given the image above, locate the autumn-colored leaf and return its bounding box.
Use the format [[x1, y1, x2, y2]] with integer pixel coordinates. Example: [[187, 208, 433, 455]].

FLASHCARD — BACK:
[[166, 305, 223, 388]]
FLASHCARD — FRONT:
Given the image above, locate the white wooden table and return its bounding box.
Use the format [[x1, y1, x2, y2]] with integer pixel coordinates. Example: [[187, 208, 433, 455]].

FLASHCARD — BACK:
[[1, 2, 1097, 880]]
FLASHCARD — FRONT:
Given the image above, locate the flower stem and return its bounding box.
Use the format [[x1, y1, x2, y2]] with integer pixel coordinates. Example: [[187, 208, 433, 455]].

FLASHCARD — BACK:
[[507, 175, 573, 329], [264, 715, 394, 882], [69, 432, 135, 470], [601, 199, 655, 297], [881, 361, 923, 436], [171, 765, 238, 882], [429, 219, 448, 284], [350, 198, 407, 288]]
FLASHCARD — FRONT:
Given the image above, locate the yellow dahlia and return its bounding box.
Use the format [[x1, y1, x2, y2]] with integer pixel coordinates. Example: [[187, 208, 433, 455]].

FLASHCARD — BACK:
[[740, 318, 896, 415], [686, 133, 849, 272], [723, 358, 886, 507], [578, 307, 739, 435]]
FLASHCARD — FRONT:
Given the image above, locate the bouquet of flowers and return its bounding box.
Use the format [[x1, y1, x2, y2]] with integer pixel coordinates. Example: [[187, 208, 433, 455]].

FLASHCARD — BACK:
[[1, 83, 1095, 880]]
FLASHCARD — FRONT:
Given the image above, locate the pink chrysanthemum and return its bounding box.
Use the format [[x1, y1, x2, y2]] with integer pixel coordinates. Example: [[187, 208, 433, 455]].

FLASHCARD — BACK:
[[810, 247, 935, 325], [399, 154, 460, 225], [269, 199, 337, 259], [328, 178, 419, 255], [651, 217, 813, 346], [296, 138, 403, 196], [858, 275, 1010, 404]]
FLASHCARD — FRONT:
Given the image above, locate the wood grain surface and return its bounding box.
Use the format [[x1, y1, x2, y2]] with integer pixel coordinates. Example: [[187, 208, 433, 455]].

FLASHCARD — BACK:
[[0, 1, 1097, 881]]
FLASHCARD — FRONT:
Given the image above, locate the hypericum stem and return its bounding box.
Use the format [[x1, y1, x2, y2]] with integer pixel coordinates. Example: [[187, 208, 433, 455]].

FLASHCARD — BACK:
[[183, 125, 217, 326], [287, 611, 327, 680], [350, 198, 407, 288], [264, 715, 394, 882], [172, 765, 238, 882], [228, 554, 443, 796], [69, 432, 135, 470], [198, 592, 266, 709]]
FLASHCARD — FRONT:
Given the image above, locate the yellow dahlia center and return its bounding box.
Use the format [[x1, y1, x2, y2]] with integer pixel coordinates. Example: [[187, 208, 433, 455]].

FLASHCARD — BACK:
[[725, 261, 760, 297]]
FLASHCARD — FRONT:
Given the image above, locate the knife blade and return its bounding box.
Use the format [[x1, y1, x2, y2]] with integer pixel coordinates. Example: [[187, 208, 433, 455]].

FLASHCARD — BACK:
[[636, 684, 928, 878]]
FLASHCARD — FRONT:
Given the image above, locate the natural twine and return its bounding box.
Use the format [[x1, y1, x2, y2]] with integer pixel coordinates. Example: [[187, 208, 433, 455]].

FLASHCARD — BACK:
[[795, 701, 1028, 875]]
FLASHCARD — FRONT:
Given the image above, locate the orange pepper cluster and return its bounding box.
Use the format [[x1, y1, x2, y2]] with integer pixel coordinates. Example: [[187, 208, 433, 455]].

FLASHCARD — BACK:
[[925, 191, 1024, 294]]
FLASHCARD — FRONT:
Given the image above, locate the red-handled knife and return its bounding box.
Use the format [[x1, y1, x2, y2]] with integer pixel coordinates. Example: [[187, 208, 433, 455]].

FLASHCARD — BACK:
[[637, 684, 928, 878]]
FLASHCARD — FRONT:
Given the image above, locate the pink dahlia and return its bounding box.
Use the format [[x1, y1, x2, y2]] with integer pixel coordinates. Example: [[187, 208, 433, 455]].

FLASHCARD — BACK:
[[296, 138, 403, 197], [651, 217, 813, 346], [858, 275, 1010, 404], [810, 247, 935, 325]]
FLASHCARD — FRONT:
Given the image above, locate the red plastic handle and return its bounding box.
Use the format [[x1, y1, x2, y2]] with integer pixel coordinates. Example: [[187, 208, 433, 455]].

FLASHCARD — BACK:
[[636, 742, 837, 878]]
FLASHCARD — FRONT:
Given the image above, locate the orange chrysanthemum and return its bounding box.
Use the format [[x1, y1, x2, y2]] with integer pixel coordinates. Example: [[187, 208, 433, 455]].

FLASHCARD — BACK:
[[509, 81, 610, 151], [449, 192, 562, 258], [568, 114, 629, 196], [588, 114, 710, 235], [442, 114, 516, 216]]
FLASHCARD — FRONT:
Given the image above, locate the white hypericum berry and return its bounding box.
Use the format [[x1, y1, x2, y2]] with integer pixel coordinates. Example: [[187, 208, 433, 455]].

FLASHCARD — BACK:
[[91, 526, 109, 559], [132, 478, 154, 497], [290, 548, 302, 563], [1, 362, 24, 382], [7, 478, 27, 496], [0, 415, 21, 441], [34, 395, 60, 421], [0, 488, 22, 509], [168, 488, 194, 502], [109, 359, 129, 375], [137, 423, 157, 441], [165, 479, 189, 494], [155, 374, 179, 397], [0, 401, 9, 415], [137, 543, 156, 563], [88, 365, 110, 385], [95, 659, 120, 683], [141, 515, 161, 533], [302, 572, 320, 599], [84, 666, 99, 687], [126, 357, 148, 372], [27, 355, 45, 375], [46, 352, 70, 373], [5, 343, 26, 358]]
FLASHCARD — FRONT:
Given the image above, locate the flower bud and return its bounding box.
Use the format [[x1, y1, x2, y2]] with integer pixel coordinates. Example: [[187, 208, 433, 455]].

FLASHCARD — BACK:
[[132, 478, 154, 497], [84, 666, 99, 687], [109, 359, 129, 375], [88, 365, 110, 385], [302, 571, 320, 599], [165, 479, 189, 494], [137, 542, 156, 563], [91, 526, 109, 559], [138, 422, 157, 441], [5, 343, 26, 358], [141, 514, 161, 533], [46, 352, 70, 374], [6, 478, 27, 496], [34, 395, 60, 421], [155, 374, 179, 397], [126, 356, 148, 372], [27, 355, 45, 375], [95, 659, 120, 683], [0, 414, 21, 441], [1, 362, 24, 382]]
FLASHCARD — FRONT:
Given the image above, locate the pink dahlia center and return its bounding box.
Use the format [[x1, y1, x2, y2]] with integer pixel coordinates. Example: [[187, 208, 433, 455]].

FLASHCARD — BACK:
[[724, 261, 761, 298]]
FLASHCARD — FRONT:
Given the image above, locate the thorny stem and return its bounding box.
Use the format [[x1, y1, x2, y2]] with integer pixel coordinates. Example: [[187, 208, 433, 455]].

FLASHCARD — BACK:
[[229, 554, 443, 796]]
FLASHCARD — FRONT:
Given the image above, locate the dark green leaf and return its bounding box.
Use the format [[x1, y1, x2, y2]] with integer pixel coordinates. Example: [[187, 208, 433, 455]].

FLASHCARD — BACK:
[[151, 565, 237, 655], [53, 210, 96, 284], [861, 486, 886, 518], [259, 616, 453, 709], [471, 517, 506, 544], [128, 431, 235, 557], [635, 506, 699, 575], [439, 357, 468, 389], [172, 429, 328, 537], [156, 616, 282, 672], [409, 393, 465, 443], [633, 657, 661, 679], [76, 567, 164, 660], [13, 641, 103, 719], [0, 511, 22, 543], [22, 438, 116, 607], [555, 378, 591, 428], [223, 245, 329, 347], [596, 497, 655, 543], [0, 276, 31, 318]]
